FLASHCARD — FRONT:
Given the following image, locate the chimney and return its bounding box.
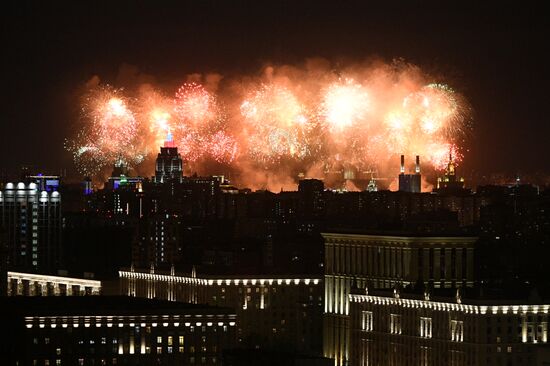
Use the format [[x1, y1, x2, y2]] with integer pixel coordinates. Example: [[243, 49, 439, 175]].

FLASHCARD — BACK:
[[415, 155, 420, 174], [400, 155, 405, 174]]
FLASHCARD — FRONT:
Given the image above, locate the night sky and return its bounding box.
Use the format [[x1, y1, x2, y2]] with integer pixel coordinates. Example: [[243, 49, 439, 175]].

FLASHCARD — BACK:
[[2, 1, 549, 182]]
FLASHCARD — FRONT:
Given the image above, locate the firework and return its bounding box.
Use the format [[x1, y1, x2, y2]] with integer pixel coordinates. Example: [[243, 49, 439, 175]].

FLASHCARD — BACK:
[[240, 84, 314, 164], [67, 85, 143, 175], [320, 79, 371, 132], [68, 62, 473, 189]]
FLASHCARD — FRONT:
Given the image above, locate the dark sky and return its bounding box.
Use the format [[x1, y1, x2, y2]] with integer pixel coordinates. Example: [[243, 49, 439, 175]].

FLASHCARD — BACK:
[[2, 1, 549, 180]]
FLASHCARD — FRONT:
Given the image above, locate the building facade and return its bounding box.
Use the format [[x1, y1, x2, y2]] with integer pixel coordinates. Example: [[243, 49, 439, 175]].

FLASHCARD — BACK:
[[349, 289, 549, 366], [119, 267, 324, 354], [7, 271, 101, 296], [0, 182, 62, 273], [322, 233, 477, 365], [3, 296, 237, 366]]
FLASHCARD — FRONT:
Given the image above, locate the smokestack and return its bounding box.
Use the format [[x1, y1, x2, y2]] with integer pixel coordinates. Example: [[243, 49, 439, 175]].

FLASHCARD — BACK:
[[400, 155, 405, 174], [415, 155, 420, 174]]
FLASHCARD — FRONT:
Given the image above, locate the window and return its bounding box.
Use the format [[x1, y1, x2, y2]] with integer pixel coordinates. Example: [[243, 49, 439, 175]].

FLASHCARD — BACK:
[[179, 346, 184, 353], [157, 336, 162, 343], [168, 336, 173, 346], [190, 346, 195, 353], [78, 359, 84, 366], [420, 317, 432, 338], [390, 314, 402, 334], [56, 348, 61, 355], [179, 336, 184, 344], [507, 346, 512, 353], [168, 346, 173, 353], [56, 360, 61, 366], [156, 347, 162, 354], [451, 320, 464, 342], [201, 346, 207, 352], [45, 337, 50, 344]]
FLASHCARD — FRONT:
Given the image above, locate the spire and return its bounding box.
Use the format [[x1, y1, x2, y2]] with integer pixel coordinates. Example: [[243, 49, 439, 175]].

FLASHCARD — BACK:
[[164, 131, 175, 148]]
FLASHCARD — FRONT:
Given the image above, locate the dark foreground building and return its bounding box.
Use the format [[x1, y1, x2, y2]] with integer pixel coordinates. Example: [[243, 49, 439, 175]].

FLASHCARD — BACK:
[[2, 296, 237, 366]]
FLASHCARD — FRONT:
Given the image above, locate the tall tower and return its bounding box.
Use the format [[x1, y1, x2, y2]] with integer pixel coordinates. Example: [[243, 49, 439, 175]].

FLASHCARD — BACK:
[[154, 133, 183, 184]]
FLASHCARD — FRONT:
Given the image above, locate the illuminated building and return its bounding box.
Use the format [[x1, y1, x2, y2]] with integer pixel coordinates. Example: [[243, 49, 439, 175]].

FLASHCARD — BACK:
[[435, 151, 468, 194], [398, 155, 421, 193], [119, 267, 324, 354], [154, 133, 183, 184], [7, 271, 101, 296], [0, 182, 61, 273], [349, 288, 550, 366], [2, 296, 237, 366], [322, 232, 477, 366], [27, 174, 60, 192]]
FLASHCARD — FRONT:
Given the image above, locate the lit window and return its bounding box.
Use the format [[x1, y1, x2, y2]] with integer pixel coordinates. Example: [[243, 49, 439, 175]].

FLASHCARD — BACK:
[[390, 314, 402, 334], [168, 346, 173, 354], [362, 311, 373, 331], [56, 348, 61, 355], [168, 336, 173, 346], [157, 336, 162, 343], [450, 320, 464, 342], [507, 346, 512, 353], [190, 346, 195, 353], [156, 347, 162, 354], [78, 359, 84, 366], [179, 336, 184, 344], [420, 317, 432, 338], [56, 360, 61, 366], [45, 338, 50, 344], [179, 346, 184, 353]]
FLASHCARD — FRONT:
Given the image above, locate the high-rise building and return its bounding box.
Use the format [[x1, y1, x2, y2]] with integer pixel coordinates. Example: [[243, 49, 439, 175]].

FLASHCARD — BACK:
[[0, 182, 62, 273], [398, 155, 422, 193], [154, 133, 183, 184], [298, 178, 325, 218], [435, 151, 468, 194]]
